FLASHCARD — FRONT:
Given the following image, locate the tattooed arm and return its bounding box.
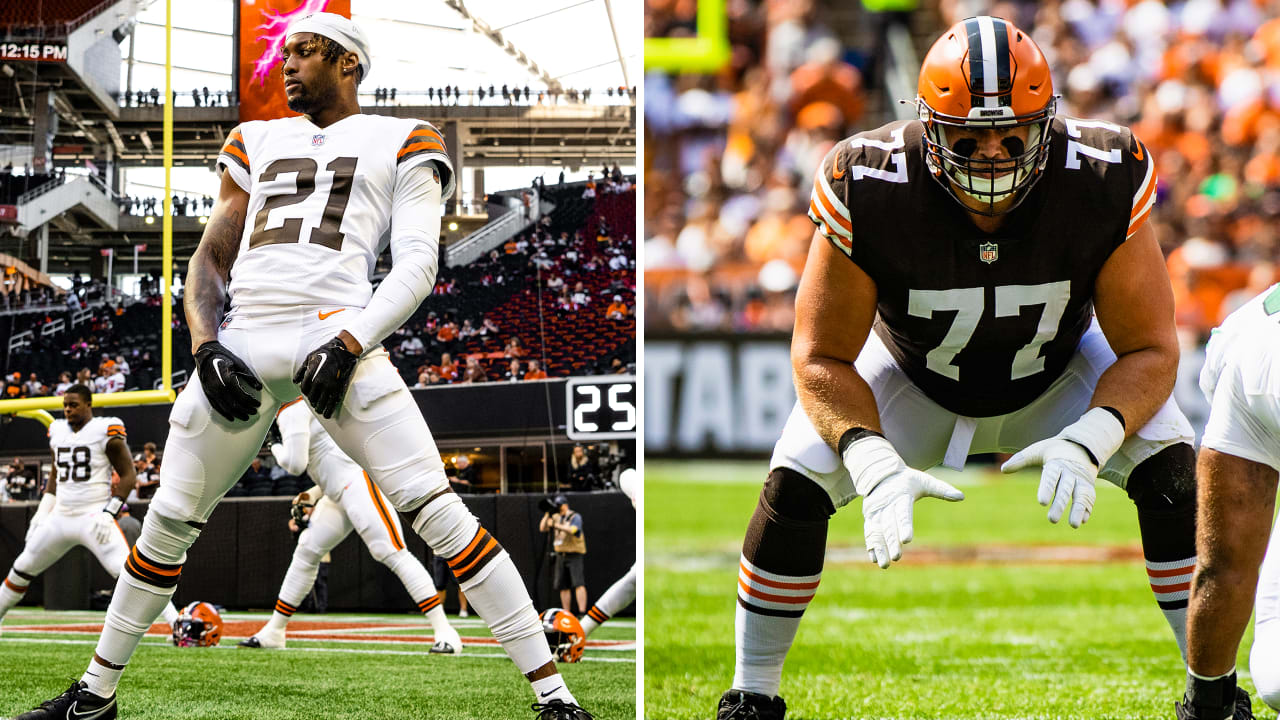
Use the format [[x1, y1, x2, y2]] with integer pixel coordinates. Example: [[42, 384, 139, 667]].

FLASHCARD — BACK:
[[186, 169, 250, 353]]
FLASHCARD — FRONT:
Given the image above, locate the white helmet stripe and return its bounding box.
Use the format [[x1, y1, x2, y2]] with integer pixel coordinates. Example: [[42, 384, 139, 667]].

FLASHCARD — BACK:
[[978, 16, 999, 107]]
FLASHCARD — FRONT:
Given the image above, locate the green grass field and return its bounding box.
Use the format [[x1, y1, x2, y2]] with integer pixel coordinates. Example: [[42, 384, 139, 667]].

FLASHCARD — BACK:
[[0, 610, 635, 719], [645, 461, 1268, 720]]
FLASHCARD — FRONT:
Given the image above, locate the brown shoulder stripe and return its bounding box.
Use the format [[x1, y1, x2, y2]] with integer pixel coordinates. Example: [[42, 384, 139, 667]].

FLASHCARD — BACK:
[[221, 130, 250, 172], [397, 124, 446, 165]]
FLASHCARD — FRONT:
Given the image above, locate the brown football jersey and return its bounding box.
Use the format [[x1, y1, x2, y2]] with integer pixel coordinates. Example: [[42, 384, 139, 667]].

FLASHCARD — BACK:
[[807, 116, 1156, 417]]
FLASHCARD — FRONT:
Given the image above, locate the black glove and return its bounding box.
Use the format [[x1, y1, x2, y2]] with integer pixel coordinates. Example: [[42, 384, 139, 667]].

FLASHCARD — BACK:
[[293, 336, 359, 419], [194, 341, 263, 422]]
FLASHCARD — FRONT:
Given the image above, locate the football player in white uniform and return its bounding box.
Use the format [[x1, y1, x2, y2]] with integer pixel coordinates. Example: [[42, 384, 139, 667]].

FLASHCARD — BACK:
[[577, 469, 637, 644], [14, 13, 589, 720], [238, 398, 462, 654], [1178, 285, 1280, 719], [0, 385, 180, 631]]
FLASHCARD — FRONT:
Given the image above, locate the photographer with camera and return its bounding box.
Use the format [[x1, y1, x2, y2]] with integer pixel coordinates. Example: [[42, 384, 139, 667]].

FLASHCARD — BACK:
[[539, 494, 588, 615]]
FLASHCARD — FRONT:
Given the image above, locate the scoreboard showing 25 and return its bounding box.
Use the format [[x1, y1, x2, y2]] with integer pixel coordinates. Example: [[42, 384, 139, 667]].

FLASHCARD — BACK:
[[566, 376, 637, 441]]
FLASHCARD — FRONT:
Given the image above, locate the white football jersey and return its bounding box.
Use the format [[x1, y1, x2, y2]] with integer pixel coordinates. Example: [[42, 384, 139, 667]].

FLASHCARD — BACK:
[[217, 114, 454, 316], [1201, 284, 1280, 424], [47, 415, 126, 513], [275, 398, 357, 500]]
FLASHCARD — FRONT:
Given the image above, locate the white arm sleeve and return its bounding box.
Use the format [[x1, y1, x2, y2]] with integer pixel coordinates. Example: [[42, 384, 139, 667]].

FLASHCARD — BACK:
[[270, 402, 313, 476], [341, 164, 442, 352]]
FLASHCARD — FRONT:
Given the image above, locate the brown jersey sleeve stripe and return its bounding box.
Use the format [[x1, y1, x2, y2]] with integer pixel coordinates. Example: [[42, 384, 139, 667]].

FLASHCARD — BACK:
[[400, 125, 444, 149], [220, 138, 250, 172], [106, 425, 126, 437]]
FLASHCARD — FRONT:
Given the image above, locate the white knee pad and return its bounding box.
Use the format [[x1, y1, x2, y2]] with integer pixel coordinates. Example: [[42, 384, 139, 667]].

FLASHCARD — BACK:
[[411, 493, 479, 558], [294, 528, 327, 568], [1252, 626, 1280, 711], [136, 512, 202, 566]]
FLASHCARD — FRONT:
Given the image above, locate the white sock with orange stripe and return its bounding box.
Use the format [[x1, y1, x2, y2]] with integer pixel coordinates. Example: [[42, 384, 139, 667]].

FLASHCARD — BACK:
[[83, 514, 194, 698], [0, 568, 33, 621], [732, 469, 833, 698], [734, 556, 821, 696], [415, 493, 566, 699], [581, 565, 636, 637], [1148, 556, 1195, 659]]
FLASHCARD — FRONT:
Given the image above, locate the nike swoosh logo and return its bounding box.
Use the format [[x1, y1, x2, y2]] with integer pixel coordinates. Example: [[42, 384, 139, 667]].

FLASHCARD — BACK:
[[318, 309, 345, 320], [212, 358, 228, 384], [1132, 141, 1144, 162], [68, 699, 114, 720], [831, 155, 846, 180], [539, 687, 563, 698], [313, 354, 327, 376]]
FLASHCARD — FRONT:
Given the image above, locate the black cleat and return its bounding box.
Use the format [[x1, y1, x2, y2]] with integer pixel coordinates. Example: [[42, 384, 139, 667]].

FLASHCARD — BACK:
[[531, 699, 594, 719], [717, 690, 786, 720], [1175, 686, 1254, 720], [14, 681, 116, 720], [428, 641, 459, 655], [238, 637, 263, 648]]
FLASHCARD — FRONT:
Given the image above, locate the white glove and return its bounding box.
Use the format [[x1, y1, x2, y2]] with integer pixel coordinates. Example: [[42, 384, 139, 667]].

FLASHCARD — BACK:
[[1001, 407, 1126, 528], [92, 511, 116, 545], [844, 434, 965, 569], [25, 493, 55, 543]]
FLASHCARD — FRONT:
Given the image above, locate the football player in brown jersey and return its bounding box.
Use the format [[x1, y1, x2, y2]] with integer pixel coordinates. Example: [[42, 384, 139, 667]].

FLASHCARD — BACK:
[[718, 16, 1229, 720]]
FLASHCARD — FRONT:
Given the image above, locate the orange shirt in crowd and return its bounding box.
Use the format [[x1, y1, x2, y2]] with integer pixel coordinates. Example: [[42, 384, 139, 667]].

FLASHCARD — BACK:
[[606, 302, 629, 318], [524, 369, 548, 380]]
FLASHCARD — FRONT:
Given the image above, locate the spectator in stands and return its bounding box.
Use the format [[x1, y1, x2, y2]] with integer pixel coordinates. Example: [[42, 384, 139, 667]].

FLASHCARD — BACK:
[[524, 360, 548, 380], [583, 173, 597, 199], [461, 356, 488, 384], [115, 504, 142, 548], [53, 372, 73, 396], [606, 295, 630, 320], [436, 317, 459, 347], [133, 442, 161, 500], [566, 444, 595, 491], [5, 372, 23, 399], [6, 458, 36, 501], [239, 457, 273, 495], [480, 318, 500, 337], [114, 355, 130, 378], [398, 333, 425, 357], [436, 353, 459, 383], [458, 319, 478, 340], [504, 336, 526, 358], [503, 359, 522, 382], [24, 373, 44, 397], [547, 274, 565, 292], [571, 282, 591, 308]]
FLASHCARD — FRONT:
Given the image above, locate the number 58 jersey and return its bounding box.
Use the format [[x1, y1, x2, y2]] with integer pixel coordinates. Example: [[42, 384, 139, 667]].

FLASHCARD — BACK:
[[217, 114, 455, 316], [47, 416, 126, 514]]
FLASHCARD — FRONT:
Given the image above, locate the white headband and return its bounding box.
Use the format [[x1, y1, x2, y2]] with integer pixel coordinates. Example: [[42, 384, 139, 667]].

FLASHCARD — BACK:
[[288, 12, 372, 80]]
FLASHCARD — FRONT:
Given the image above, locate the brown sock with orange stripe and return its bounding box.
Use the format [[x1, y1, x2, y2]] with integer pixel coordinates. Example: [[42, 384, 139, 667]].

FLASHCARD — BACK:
[[733, 469, 834, 698], [0, 568, 34, 620], [82, 512, 198, 698]]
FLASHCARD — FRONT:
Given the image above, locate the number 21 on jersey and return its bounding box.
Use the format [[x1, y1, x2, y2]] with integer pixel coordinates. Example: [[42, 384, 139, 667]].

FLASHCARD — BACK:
[[250, 157, 358, 251]]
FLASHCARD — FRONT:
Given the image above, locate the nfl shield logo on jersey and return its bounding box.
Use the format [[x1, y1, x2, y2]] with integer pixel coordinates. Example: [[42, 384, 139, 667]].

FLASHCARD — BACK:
[[312, 134, 325, 147], [979, 242, 998, 264]]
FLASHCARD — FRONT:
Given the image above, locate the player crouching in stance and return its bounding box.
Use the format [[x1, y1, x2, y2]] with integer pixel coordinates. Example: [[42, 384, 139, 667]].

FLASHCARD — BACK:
[[12, 13, 588, 720], [0, 385, 180, 636], [719, 17, 1199, 719], [1176, 286, 1280, 720], [239, 399, 462, 654]]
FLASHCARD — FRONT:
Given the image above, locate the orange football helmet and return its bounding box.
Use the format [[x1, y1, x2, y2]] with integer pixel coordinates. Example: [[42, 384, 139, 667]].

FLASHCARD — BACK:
[[917, 16, 1055, 215], [540, 608, 585, 663], [171, 601, 223, 647]]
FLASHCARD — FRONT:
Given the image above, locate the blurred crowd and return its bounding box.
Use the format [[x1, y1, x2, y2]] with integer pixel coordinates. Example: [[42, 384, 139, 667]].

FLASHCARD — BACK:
[[643, 0, 1280, 343], [116, 85, 637, 108]]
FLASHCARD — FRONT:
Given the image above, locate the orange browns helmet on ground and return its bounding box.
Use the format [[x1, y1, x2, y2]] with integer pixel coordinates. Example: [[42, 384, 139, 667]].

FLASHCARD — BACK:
[[171, 601, 223, 647], [540, 608, 585, 663], [917, 15, 1056, 215]]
